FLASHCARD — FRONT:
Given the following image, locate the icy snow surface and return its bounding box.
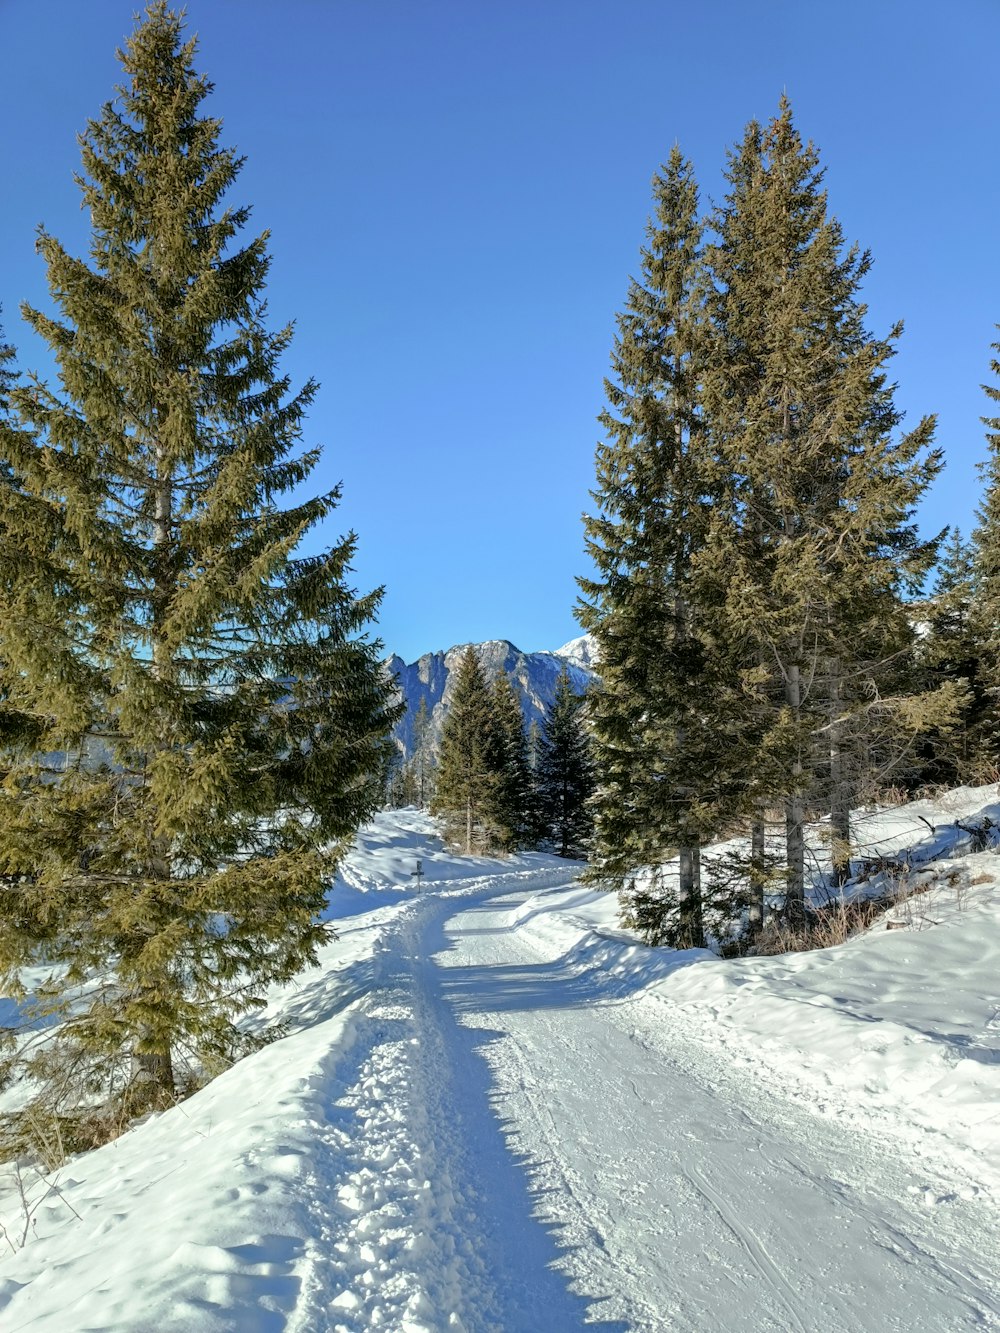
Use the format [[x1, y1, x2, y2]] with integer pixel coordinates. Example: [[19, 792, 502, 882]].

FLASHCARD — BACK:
[[0, 799, 998, 1331]]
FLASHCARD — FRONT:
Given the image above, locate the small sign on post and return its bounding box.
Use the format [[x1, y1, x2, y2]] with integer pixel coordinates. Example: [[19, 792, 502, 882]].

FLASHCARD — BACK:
[[411, 859, 424, 888]]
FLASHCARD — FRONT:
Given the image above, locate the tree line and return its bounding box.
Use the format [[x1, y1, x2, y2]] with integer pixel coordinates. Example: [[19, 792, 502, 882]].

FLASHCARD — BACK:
[[388, 648, 594, 860], [578, 97, 998, 950]]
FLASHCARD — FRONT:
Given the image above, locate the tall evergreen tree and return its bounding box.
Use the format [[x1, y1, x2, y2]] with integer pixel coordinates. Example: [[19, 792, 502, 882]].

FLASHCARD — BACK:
[[488, 673, 533, 851], [916, 530, 985, 785], [579, 147, 725, 948], [702, 99, 943, 910], [0, 4, 399, 1129], [431, 647, 497, 853], [411, 694, 435, 808], [536, 667, 594, 858], [523, 715, 548, 847]]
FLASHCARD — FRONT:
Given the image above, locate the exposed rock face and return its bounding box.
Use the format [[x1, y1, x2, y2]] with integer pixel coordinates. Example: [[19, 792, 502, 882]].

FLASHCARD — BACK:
[[387, 637, 597, 759]]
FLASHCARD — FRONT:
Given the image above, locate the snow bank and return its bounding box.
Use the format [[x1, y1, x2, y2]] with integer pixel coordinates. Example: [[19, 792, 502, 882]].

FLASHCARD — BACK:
[[0, 817, 422, 1331], [511, 786, 1000, 1197]]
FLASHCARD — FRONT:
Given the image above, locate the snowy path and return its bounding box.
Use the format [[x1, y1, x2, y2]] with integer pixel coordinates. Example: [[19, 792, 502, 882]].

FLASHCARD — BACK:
[[295, 873, 1000, 1332], [1, 829, 996, 1333], [286, 868, 601, 1332]]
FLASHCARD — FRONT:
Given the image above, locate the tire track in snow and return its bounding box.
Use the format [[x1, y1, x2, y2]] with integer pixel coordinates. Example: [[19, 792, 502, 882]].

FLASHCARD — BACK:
[[437, 878, 1000, 1333], [681, 1163, 808, 1333]]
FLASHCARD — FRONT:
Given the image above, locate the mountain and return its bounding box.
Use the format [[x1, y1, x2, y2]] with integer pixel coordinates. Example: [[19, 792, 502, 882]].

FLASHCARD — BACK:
[[552, 634, 599, 671], [387, 637, 597, 758]]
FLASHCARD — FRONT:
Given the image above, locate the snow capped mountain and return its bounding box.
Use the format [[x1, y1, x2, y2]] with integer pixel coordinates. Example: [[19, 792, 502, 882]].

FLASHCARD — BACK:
[[387, 637, 597, 758], [553, 633, 599, 671]]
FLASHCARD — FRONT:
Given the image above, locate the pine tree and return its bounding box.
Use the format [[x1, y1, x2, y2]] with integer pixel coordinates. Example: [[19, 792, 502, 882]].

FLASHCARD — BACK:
[[523, 715, 548, 846], [527, 718, 542, 773], [916, 530, 985, 785], [536, 667, 594, 858], [411, 694, 435, 808], [579, 147, 725, 948], [384, 748, 418, 808], [431, 647, 497, 853], [488, 673, 532, 851], [0, 4, 399, 1132], [702, 98, 943, 910]]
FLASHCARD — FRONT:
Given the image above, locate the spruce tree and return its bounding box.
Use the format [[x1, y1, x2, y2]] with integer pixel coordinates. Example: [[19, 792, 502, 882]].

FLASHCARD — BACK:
[[917, 530, 985, 785], [536, 667, 594, 858], [488, 673, 533, 851], [431, 647, 497, 853], [579, 147, 723, 948], [702, 99, 943, 910], [411, 694, 435, 808], [0, 4, 399, 1130], [524, 715, 548, 847]]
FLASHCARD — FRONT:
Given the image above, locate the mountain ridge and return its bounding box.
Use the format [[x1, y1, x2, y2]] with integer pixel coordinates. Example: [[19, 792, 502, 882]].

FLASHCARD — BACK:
[[387, 636, 597, 758]]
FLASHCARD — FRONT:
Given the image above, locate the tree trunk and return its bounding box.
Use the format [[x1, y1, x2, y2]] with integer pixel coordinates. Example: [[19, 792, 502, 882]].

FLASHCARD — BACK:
[[678, 844, 705, 948], [129, 438, 176, 1106], [785, 662, 806, 922], [748, 812, 766, 935], [131, 1049, 175, 1106], [123, 931, 176, 1106], [828, 657, 852, 886], [777, 394, 806, 923], [672, 603, 705, 947]]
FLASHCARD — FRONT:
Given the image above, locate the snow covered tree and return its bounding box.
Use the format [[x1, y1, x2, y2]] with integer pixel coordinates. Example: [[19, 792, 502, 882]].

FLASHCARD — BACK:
[[535, 666, 593, 858], [0, 4, 399, 1133], [432, 647, 498, 853]]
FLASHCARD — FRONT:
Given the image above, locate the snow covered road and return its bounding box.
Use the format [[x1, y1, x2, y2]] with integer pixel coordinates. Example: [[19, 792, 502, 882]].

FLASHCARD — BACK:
[[293, 871, 1000, 1331], [2, 807, 998, 1332]]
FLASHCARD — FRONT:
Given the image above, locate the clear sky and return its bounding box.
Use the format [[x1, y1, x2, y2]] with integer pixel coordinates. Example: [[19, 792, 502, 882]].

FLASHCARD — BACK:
[[1, 1, 997, 662]]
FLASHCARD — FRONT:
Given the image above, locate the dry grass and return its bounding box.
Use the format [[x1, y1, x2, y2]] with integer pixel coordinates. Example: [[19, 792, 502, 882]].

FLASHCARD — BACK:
[[751, 895, 888, 955]]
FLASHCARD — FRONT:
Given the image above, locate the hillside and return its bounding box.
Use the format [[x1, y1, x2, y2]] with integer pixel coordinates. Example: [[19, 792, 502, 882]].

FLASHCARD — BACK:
[[0, 789, 997, 1330]]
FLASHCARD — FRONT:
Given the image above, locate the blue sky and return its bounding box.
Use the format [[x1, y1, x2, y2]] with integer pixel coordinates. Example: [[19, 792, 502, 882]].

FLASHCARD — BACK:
[[1, 1, 997, 662]]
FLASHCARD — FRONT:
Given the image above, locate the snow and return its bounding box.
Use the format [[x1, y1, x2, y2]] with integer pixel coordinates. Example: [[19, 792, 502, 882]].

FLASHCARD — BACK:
[[552, 634, 598, 670], [0, 799, 998, 1330]]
